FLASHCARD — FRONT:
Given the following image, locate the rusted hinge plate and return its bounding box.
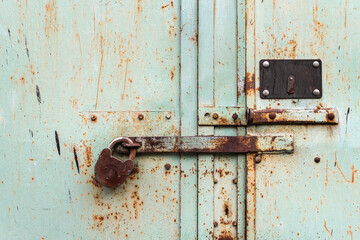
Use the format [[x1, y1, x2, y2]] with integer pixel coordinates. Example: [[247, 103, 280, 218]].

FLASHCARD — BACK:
[[247, 108, 338, 125], [115, 135, 293, 154], [198, 106, 247, 126], [260, 59, 322, 99]]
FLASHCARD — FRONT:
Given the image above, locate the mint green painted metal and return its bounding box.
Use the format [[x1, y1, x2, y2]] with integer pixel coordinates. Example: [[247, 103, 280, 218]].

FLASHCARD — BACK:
[[246, 0, 360, 239]]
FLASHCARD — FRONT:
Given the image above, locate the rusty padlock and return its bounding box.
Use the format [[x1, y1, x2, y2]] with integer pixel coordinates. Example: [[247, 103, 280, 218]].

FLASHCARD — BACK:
[[94, 137, 138, 188]]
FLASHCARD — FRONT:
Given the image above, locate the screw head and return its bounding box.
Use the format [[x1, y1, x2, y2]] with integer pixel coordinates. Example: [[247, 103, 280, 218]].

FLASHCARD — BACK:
[[255, 155, 262, 164], [263, 61, 270, 68], [314, 157, 321, 163], [327, 112, 335, 120], [313, 89, 321, 96], [233, 178, 238, 184], [165, 113, 171, 119], [232, 113, 238, 120], [214, 178, 218, 184], [269, 112, 276, 120], [138, 114, 144, 120], [232, 221, 237, 226], [91, 115, 97, 121], [164, 163, 171, 170], [213, 113, 219, 119], [262, 89, 270, 96], [313, 61, 320, 68]]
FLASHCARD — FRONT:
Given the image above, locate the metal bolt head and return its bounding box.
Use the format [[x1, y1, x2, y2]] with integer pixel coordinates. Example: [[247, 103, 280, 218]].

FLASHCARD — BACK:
[[213, 113, 219, 119], [164, 163, 171, 170], [213, 221, 218, 227], [232, 113, 238, 120], [255, 155, 262, 164], [232, 178, 238, 184], [91, 115, 97, 121], [313, 89, 321, 96], [138, 114, 144, 120], [263, 61, 270, 68], [314, 157, 321, 163], [214, 178, 218, 184], [232, 221, 237, 226], [327, 112, 335, 120], [313, 61, 320, 68], [269, 112, 276, 120], [165, 113, 171, 119], [262, 89, 270, 96]]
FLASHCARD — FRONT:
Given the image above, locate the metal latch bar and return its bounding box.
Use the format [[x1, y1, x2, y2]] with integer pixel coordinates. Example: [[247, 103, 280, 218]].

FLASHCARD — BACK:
[[247, 108, 338, 125], [115, 135, 294, 154]]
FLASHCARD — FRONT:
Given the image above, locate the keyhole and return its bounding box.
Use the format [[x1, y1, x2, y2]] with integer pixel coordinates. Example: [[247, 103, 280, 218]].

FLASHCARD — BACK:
[[224, 204, 229, 216]]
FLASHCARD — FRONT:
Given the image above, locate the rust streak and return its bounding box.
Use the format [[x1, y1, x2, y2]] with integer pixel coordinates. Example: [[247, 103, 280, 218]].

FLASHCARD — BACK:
[[324, 220, 334, 239], [95, 36, 104, 109], [335, 161, 358, 183]]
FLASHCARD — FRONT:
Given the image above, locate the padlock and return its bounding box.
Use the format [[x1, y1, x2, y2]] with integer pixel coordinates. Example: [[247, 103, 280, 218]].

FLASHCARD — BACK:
[[94, 137, 137, 188]]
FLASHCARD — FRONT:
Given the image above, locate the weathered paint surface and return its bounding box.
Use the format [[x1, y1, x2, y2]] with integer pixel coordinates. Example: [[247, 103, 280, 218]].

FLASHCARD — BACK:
[[247, 0, 360, 239], [1, 0, 359, 239]]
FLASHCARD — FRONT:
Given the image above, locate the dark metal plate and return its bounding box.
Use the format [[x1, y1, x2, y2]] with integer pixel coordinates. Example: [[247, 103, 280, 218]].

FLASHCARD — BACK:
[[260, 59, 322, 99]]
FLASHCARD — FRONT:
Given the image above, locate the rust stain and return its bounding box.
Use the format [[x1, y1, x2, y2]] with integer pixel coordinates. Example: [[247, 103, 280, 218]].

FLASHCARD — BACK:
[[95, 35, 105, 109], [137, 0, 142, 13], [189, 33, 198, 44], [324, 220, 334, 239], [45, 0, 58, 35], [246, 72, 255, 96], [335, 160, 358, 183], [121, 59, 129, 100], [344, 0, 347, 27], [170, 66, 175, 80]]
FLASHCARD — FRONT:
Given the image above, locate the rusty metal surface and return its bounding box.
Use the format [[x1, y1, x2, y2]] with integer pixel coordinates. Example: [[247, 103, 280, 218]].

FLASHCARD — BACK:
[[248, 108, 338, 125], [260, 59, 322, 99], [114, 136, 294, 154], [198, 106, 247, 126]]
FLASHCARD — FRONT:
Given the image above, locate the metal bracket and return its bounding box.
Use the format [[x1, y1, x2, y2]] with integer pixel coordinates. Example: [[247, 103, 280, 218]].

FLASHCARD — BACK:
[[260, 59, 322, 99], [115, 135, 294, 154]]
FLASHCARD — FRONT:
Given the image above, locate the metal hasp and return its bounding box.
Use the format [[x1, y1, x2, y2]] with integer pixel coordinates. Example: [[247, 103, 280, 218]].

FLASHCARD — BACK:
[[260, 59, 322, 99], [247, 108, 339, 125], [114, 136, 294, 154]]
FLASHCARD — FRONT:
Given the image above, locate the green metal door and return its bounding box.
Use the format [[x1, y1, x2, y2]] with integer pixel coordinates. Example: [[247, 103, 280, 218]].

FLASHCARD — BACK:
[[1, 0, 359, 240]]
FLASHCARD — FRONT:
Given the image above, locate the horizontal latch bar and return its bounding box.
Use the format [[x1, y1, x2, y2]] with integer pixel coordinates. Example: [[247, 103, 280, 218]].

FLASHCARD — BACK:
[[115, 135, 293, 154], [247, 108, 338, 125]]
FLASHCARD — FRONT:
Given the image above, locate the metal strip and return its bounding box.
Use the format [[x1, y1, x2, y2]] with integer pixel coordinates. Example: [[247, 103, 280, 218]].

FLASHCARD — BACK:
[[115, 136, 294, 154], [198, 106, 247, 126], [248, 108, 338, 125]]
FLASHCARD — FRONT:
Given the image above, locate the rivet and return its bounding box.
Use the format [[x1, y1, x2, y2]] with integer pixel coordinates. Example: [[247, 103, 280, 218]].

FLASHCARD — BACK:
[[314, 157, 321, 163], [232, 178, 238, 184], [313, 89, 321, 96], [213, 113, 219, 119], [104, 167, 108, 170], [213, 221, 218, 227], [232, 113, 238, 120], [214, 178, 218, 184], [164, 163, 171, 170], [165, 113, 171, 119], [91, 115, 97, 121], [263, 61, 270, 68], [105, 177, 109, 180], [255, 155, 262, 164], [138, 114, 144, 120], [232, 221, 237, 226], [204, 112, 210, 118], [327, 112, 335, 120], [262, 89, 270, 96], [313, 61, 320, 68], [269, 112, 276, 120]]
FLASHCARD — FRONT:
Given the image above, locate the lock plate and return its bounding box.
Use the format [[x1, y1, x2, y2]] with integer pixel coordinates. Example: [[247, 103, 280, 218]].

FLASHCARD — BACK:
[[260, 59, 322, 99]]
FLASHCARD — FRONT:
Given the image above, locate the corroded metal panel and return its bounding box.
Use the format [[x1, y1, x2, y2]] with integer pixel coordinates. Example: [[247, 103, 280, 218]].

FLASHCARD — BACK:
[[0, 0, 183, 239], [247, 0, 360, 239]]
